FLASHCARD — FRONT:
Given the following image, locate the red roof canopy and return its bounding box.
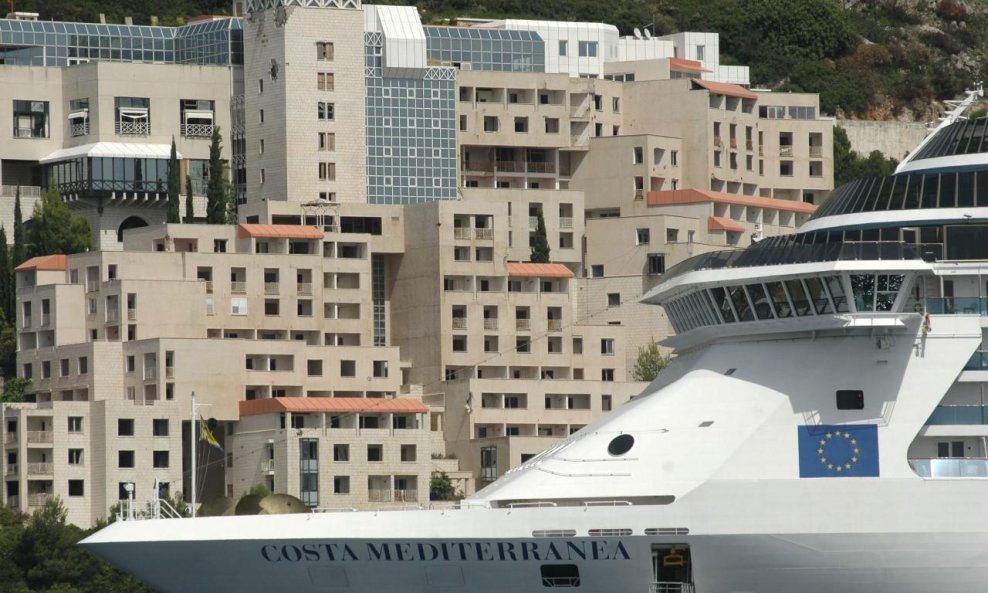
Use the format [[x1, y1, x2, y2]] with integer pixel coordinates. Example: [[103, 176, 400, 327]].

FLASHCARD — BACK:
[[505, 262, 574, 278], [669, 57, 710, 73], [690, 78, 758, 100], [237, 224, 324, 240], [708, 216, 746, 233], [15, 254, 68, 272], [240, 397, 428, 417], [648, 189, 817, 214]]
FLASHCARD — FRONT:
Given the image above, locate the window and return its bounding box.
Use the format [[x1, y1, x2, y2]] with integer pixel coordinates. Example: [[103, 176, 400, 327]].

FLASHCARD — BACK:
[[373, 360, 388, 378], [68, 417, 82, 433], [452, 336, 467, 352], [607, 293, 620, 307], [601, 369, 615, 381], [558, 40, 567, 56], [333, 444, 349, 461], [400, 444, 416, 462], [319, 162, 336, 181], [317, 41, 334, 60], [118, 450, 135, 468], [258, 79, 263, 93], [334, 476, 350, 494], [317, 72, 334, 91], [42, 361, 50, 379], [648, 254, 666, 275], [114, 97, 149, 135], [480, 446, 497, 481], [367, 445, 383, 462], [545, 117, 559, 133], [671, 151, 678, 166], [514, 117, 528, 133], [307, 359, 323, 376], [118, 419, 135, 436], [836, 390, 864, 410], [153, 419, 169, 437], [259, 109, 264, 123], [318, 102, 335, 120], [151, 450, 170, 468], [13, 99, 50, 138], [60, 358, 70, 377], [601, 339, 615, 355], [68, 449, 83, 465], [340, 360, 356, 377], [602, 395, 612, 411], [633, 146, 643, 164], [613, 97, 621, 113], [541, 564, 581, 587], [68, 480, 84, 497], [319, 132, 335, 151], [636, 228, 650, 245], [695, 45, 705, 61], [516, 338, 531, 353], [938, 441, 965, 458], [578, 41, 598, 57], [483, 116, 499, 132], [591, 265, 604, 278]]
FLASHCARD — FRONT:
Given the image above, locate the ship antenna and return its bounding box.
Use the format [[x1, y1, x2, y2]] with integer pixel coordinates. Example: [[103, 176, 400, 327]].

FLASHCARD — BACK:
[[897, 82, 983, 173]]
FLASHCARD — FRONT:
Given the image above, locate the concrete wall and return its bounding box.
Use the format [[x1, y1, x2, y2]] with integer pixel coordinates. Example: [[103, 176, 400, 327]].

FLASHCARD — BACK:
[[837, 119, 929, 162]]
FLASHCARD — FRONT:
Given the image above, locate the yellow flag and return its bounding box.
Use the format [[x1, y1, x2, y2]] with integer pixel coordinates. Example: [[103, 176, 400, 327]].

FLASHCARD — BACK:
[[199, 419, 223, 452]]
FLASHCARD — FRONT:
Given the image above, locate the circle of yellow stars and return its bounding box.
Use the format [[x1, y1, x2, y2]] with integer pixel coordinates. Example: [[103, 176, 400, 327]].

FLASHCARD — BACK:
[[818, 431, 859, 473]]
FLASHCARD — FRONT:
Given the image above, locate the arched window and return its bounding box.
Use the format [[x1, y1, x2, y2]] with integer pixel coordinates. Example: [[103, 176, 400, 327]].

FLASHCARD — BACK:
[[117, 216, 148, 242]]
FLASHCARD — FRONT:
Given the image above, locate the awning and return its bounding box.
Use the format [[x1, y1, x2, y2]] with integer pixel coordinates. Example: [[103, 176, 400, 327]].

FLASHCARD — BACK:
[[183, 109, 214, 120], [669, 57, 711, 73], [67, 109, 89, 120], [238, 224, 324, 240], [707, 215, 746, 233], [40, 142, 181, 163], [239, 397, 429, 417], [505, 262, 575, 278], [118, 108, 148, 119], [690, 78, 758, 100]]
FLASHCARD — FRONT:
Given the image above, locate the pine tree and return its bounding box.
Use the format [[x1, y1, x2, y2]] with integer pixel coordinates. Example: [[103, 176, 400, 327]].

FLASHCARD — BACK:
[[28, 186, 92, 258], [206, 126, 228, 224], [185, 173, 195, 223], [12, 188, 25, 267], [530, 209, 551, 263], [166, 138, 180, 223]]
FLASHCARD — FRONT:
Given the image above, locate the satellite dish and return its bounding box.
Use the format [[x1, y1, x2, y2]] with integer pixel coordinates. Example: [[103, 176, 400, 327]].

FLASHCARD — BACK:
[[235, 494, 264, 516], [199, 495, 238, 517], [633, 27, 643, 39], [259, 494, 310, 515], [644, 29, 652, 39]]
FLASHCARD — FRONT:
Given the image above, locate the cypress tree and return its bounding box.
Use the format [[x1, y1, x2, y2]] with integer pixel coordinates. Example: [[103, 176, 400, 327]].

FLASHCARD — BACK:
[[185, 173, 195, 223], [530, 209, 551, 263], [206, 126, 228, 224], [167, 138, 180, 223], [0, 226, 11, 323], [12, 187, 25, 267]]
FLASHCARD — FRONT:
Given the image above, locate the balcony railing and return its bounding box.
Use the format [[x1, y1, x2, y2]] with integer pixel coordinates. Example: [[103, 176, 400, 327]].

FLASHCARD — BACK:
[[454, 228, 471, 240], [559, 217, 573, 229], [451, 318, 467, 330], [127, 308, 136, 321], [394, 489, 418, 502], [529, 216, 539, 228], [264, 282, 280, 295], [927, 297, 987, 315], [180, 123, 214, 138], [297, 283, 313, 296], [650, 583, 695, 593], [496, 160, 525, 173], [205, 281, 213, 293], [0, 185, 42, 199], [14, 128, 47, 139], [809, 146, 823, 158], [746, 140, 754, 151], [462, 160, 494, 173], [22, 316, 31, 329], [115, 121, 150, 136], [106, 309, 119, 323], [28, 493, 51, 506], [262, 459, 275, 472], [547, 319, 562, 331], [70, 121, 90, 137], [515, 318, 530, 331], [27, 430, 53, 443], [5, 463, 16, 474], [144, 367, 157, 381], [231, 282, 247, 294], [928, 404, 988, 425], [3, 433, 16, 444], [165, 366, 175, 379], [475, 228, 493, 240], [368, 488, 392, 502], [910, 458, 988, 479], [779, 145, 794, 157], [483, 318, 498, 330], [27, 462, 53, 475], [40, 314, 50, 326], [526, 162, 555, 174]]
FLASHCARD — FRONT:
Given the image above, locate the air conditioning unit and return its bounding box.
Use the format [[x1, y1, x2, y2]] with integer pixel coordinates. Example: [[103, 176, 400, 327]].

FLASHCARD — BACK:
[[460, 62, 473, 70]]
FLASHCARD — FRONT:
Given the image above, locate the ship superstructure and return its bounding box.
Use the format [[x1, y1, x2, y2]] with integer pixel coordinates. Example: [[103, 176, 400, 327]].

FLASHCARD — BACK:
[[81, 88, 988, 593]]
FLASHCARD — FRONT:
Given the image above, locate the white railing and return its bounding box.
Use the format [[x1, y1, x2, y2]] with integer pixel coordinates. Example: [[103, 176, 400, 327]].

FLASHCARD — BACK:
[[180, 123, 214, 137], [231, 281, 247, 294], [368, 489, 392, 502], [264, 282, 280, 295], [559, 217, 573, 229], [0, 185, 41, 198], [454, 228, 471, 240], [483, 318, 498, 330], [27, 462, 53, 475], [451, 318, 467, 330], [127, 308, 136, 321], [14, 128, 45, 138], [529, 216, 539, 228], [650, 583, 695, 593], [779, 145, 793, 157], [28, 493, 51, 507], [262, 459, 275, 472], [144, 367, 157, 381], [27, 430, 53, 443], [394, 489, 418, 502], [116, 120, 150, 135], [70, 121, 90, 136], [475, 228, 493, 240]]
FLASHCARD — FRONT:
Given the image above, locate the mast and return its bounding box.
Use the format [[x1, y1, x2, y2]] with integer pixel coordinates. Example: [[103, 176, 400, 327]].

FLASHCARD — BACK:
[[190, 391, 196, 518]]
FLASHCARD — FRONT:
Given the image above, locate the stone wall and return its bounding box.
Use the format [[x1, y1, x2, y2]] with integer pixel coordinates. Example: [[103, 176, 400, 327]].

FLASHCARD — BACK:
[[837, 119, 930, 162]]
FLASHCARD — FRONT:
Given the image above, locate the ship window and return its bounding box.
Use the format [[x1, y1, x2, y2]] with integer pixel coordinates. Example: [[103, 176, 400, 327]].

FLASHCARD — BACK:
[[824, 276, 849, 313], [836, 390, 864, 410], [698, 421, 714, 427], [765, 282, 792, 318], [875, 274, 903, 311], [958, 171, 975, 208], [745, 284, 773, 320], [607, 434, 634, 456], [939, 173, 957, 208], [921, 173, 939, 208], [804, 277, 833, 314], [727, 286, 754, 321], [785, 280, 813, 316], [541, 564, 580, 587], [709, 287, 736, 323], [850, 274, 875, 312]]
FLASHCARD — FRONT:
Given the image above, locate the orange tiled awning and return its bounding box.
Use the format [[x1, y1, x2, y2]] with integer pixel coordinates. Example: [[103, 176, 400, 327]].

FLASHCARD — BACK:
[[690, 78, 758, 100], [239, 397, 428, 417], [237, 224, 324, 240], [708, 216, 746, 233], [505, 262, 575, 278], [669, 57, 711, 73], [15, 254, 68, 272], [647, 189, 817, 214]]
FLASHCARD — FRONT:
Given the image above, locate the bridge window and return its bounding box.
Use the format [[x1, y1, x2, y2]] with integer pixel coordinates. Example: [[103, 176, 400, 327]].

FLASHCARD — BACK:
[[541, 564, 580, 587]]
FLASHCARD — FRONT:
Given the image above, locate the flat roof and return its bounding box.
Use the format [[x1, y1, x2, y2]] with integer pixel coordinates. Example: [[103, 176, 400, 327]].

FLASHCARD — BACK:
[[240, 397, 429, 417], [40, 142, 181, 164]]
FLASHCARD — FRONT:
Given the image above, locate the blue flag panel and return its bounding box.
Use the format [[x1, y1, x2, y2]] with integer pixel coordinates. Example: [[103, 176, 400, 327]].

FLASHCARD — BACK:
[[798, 424, 879, 478]]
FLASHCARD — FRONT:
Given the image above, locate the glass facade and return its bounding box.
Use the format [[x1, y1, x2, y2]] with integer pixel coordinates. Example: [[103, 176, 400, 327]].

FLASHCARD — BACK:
[[813, 171, 988, 220], [424, 26, 544, 73], [911, 116, 988, 161], [43, 157, 172, 195], [365, 33, 457, 205], [0, 17, 242, 67]]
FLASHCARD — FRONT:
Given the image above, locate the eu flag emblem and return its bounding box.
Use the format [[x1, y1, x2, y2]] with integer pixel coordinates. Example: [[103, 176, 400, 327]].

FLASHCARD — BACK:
[[798, 424, 879, 478]]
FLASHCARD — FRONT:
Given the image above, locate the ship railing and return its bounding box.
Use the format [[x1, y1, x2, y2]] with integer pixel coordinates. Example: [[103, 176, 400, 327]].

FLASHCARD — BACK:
[[909, 458, 988, 478], [583, 500, 633, 507], [543, 576, 581, 587], [506, 501, 558, 508], [313, 507, 359, 513], [927, 297, 987, 315], [650, 582, 695, 593]]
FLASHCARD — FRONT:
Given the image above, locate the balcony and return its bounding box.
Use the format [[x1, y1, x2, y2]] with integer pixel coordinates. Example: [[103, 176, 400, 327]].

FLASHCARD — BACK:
[[483, 318, 499, 330], [451, 318, 467, 330], [144, 367, 157, 381], [547, 319, 562, 331], [475, 228, 493, 240], [26, 430, 53, 444], [515, 318, 530, 331], [746, 140, 754, 151], [0, 185, 41, 199], [713, 136, 722, 148], [3, 432, 16, 444], [262, 459, 275, 473], [526, 162, 556, 174], [4, 463, 16, 475], [127, 308, 136, 321], [205, 281, 213, 294], [106, 309, 119, 323], [496, 160, 525, 173], [529, 216, 539, 228], [462, 160, 494, 173], [264, 282, 280, 295], [165, 366, 175, 379], [559, 217, 573, 229], [21, 316, 31, 329], [368, 489, 392, 503], [729, 138, 738, 150], [297, 283, 313, 296], [115, 121, 150, 136], [70, 121, 90, 137], [779, 145, 794, 157], [40, 314, 50, 326], [910, 458, 988, 478], [180, 123, 214, 138], [27, 462, 53, 475], [809, 146, 823, 158], [14, 128, 47, 139], [650, 583, 695, 593], [28, 493, 51, 507], [394, 489, 418, 503], [927, 297, 986, 315], [454, 228, 471, 240], [231, 282, 247, 294]]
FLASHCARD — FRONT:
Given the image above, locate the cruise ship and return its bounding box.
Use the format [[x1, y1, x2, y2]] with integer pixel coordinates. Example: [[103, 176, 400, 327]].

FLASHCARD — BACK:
[[82, 89, 988, 593]]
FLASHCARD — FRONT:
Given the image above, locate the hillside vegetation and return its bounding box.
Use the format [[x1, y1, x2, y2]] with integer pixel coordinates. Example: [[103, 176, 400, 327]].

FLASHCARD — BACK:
[[11, 0, 988, 118]]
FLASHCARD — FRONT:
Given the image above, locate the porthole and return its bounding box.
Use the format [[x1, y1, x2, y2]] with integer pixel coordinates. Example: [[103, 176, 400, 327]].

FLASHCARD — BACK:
[[607, 434, 634, 456]]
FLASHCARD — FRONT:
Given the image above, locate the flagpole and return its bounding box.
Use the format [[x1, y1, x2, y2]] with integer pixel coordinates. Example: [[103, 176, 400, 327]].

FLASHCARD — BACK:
[[191, 391, 196, 518]]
